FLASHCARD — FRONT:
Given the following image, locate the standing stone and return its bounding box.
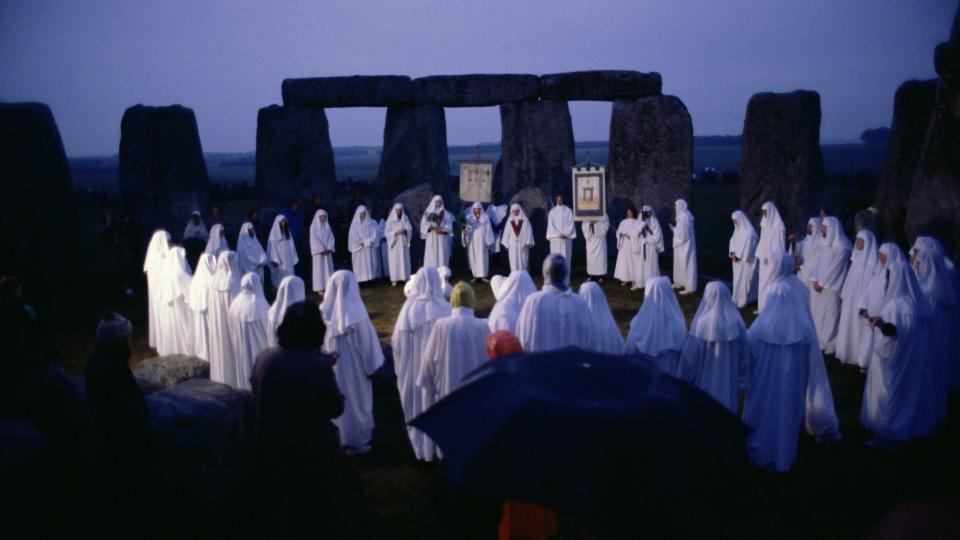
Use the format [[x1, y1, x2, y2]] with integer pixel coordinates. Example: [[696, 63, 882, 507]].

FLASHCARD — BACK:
[[906, 7, 960, 258], [0, 103, 77, 280], [608, 95, 693, 222], [377, 105, 450, 200], [499, 100, 574, 197], [255, 105, 336, 212], [873, 80, 937, 244], [119, 105, 210, 238], [738, 91, 825, 235]]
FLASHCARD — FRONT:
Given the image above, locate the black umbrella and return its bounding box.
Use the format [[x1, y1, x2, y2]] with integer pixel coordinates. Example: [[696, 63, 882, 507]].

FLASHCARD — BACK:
[[410, 347, 753, 521]]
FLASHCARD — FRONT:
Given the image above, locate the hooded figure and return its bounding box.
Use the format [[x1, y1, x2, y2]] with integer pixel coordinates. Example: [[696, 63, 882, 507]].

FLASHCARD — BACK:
[[855, 243, 906, 370], [862, 259, 938, 443], [546, 195, 577, 275], [795, 217, 823, 294], [392, 266, 452, 461], [626, 276, 686, 375], [348, 205, 378, 283], [515, 254, 594, 353], [743, 250, 841, 472], [729, 211, 759, 308], [438, 266, 453, 299], [267, 215, 299, 288], [385, 203, 413, 284], [228, 272, 270, 391], [321, 270, 385, 450], [420, 195, 454, 269], [912, 247, 957, 422], [157, 246, 194, 357], [490, 274, 507, 300], [463, 202, 495, 279], [836, 230, 880, 364], [486, 201, 509, 255], [309, 210, 336, 293], [582, 214, 610, 280], [679, 281, 747, 412], [144, 230, 171, 348], [614, 208, 639, 286], [208, 251, 242, 385], [756, 201, 786, 311], [501, 203, 535, 272], [578, 281, 625, 355], [183, 211, 208, 241], [267, 276, 306, 348], [188, 253, 217, 360], [237, 222, 268, 283], [671, 199, 697, 294], [631, 205, 663, 290], [418, 282, 490, 415], [809, 216, 851, 354], [204, 224, 228, 257], [487, 270, 537, 334]]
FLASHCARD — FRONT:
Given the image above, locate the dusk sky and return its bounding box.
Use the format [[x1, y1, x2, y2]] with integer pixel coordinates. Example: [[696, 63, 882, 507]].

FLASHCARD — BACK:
[[1, 0, 954, 156]]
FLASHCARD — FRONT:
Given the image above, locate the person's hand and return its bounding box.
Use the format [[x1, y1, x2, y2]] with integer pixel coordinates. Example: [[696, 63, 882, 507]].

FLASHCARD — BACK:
[[788, 233, 797, 242], [329, 352, 340, 366], [813, 282, 824, 293], [859, 308, 869, 319], [869, 317, 884, 329]]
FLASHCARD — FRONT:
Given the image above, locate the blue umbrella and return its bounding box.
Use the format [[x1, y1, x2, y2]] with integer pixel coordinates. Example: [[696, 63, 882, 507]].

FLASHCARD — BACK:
[[410, 347, 752, 520]]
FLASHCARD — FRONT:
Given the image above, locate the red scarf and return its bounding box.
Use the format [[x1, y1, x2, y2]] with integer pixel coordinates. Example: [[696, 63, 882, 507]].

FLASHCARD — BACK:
[[511, 219, 523, 237]]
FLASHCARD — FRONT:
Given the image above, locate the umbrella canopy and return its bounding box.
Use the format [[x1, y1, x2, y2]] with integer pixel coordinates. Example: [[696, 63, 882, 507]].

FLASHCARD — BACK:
[[410, 347, 752, 520]]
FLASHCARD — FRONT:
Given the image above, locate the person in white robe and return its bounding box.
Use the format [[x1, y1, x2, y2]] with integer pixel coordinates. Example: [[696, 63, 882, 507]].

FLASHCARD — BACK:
[[582, 214, 609, 281], [631, 206, 663, 290], [321, 270, 385, 451], [309, 210, 335, 293], [487, 270, 537, 333], [228, 272, 270, 391], [208, 251, 242, 385], [204, 224, 228, 257], [486, 200, 509, 256], [144, 230, 171, 349], [267, 215, 298, 288], [420, 195, 454, 269], [546, 194, 577, 276], [670, 199, 697, 294], [515, 254, 594, 352], [729, 211, 759, 308], [418, 282, 490, 413], [237, 222, 268, 283], [614, 208, 639, 287], [501, 204, 535, 272], [861, 259, 938, 444], [793, 217, 823, 297], [835, 230, 880, 364], [855, 243, 906, 370], [267, 276, 306, 348], [808, 217, 851, 354], [743, 277, 841, 472], [348, 205, 378, 283], [678, 282, 747, 413], [384, 203, 413, 285], [187, 253, 217, 361], [626, 276, 685, 375], [756, 201, 786, 312], [392, 266, 451, 461], [578, 281, 625, 354], [183, 211, 208, 241], [438, 266, 453, 299], [156, 246, 194, 357], [911, 247, 958, 424], [490, 274, 506, 300], [463, 202, 494, 281]]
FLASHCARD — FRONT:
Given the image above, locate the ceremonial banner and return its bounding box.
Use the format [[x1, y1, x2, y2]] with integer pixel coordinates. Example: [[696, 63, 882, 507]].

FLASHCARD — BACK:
[[459, 161, 493, 203], [572, 165, 606, 221]]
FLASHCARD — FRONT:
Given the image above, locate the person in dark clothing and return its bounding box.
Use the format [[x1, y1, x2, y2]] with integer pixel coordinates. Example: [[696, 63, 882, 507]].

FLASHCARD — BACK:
[[251, 301, 345, 535], [97, 212, 134, 297]]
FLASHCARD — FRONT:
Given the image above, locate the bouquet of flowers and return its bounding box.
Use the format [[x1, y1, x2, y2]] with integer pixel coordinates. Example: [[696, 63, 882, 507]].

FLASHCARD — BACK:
[[426, 212, 443, 227]]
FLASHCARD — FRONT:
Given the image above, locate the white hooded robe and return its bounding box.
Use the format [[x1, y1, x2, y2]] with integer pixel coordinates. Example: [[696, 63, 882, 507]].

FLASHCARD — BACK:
[[237, 222, 268, 284], [835, 230, 879, 364], [501, 204, 534, 272], [156, 247, 194, 357], [266, 215, 299, 288], [463, 202, 494, 278], [208, 251, 241, 385], [729, 211, 759, 308], [578, 282, 625, 355], [515, 284, 594, 353], [672, 199, 698, 292], [420, 196, 454, 269], [227, 272, 270, 391], [187, 253, 217, 361], [582, 215, 610, 277], [487, 270, 537, 334], [266, 275, 306, 348], [546, 203, 576, 273], [756, 201, 786, 311], [348, 206, 378, 283], [809, 217, 851, 353], [626, 277, 686, 376], [309, 210, 335, 293], [385, 204, 413, 282]]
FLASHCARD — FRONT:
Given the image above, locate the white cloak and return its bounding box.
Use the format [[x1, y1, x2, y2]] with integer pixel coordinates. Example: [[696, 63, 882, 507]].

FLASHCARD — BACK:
[[237, 222, 267, 284], [420, 195, 454, 269], [756, 202, 786, 311], [207, 251, 241, 385], [463, 204, 495, 278], [631, 209, 663, 290], [672, 199, 697, 292], [385, 204, 413, 282], [418, 307, 490, 411], [582, 216, 609, 277], [501, 205, 534, 272], [613, 217, 638, 283], [729, 211, 759, 308], [835, 230, 879, 364], [309, 210, 335, 293], [487, 270, 537, 333], [809, 217, 850, 353], [266, 215, 299, 288], [546, 204, 576, 272], [626, 277, 686, 376], [227, 273, 270, 391], [187, 253, 217, 361], [515, 285, 594, 353], [266, 275, 305, 348], [578, 282, 625, 354], [156, 247, 194, 357], [144, 230, 171, 348], [348, 206, 378, 283]]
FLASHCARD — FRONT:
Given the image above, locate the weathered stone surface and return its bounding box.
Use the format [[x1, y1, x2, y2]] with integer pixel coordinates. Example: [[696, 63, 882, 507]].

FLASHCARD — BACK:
[[509, 186, 552, 272], [608, 95, 693, 221], [539, 70, 662, 101], [147, 379, 254, 509], [119, 105, 210, 238], [500, 100, 574, 197], [133, 355, 210, 389], [906, 8, 960, 258], [0, 103, 77, 280], [255, 105, 337, 211], [414, 74, 539, 107], [738, 91, 825, 235], [873, 80, 937, 244], [282, 75, 414, 107], [377, 105, 450, 200]]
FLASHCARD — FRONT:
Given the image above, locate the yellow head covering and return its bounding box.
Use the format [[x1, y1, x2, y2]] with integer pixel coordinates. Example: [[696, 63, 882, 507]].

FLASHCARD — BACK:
[[451, 281, 475, 308]]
